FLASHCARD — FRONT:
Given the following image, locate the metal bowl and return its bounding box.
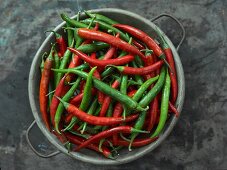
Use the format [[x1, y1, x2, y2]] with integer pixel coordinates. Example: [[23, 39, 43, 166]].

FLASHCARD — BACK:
[[28, 8, 185, 165]]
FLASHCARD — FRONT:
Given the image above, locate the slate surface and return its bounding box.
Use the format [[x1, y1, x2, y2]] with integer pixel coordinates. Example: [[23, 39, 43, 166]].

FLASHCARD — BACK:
[[0, 0, 226, 169]]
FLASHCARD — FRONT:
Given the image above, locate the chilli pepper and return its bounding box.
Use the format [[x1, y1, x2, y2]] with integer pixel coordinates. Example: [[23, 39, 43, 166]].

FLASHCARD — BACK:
[[39, 46, 55, 130], [68, 48, 134, 68], [46, 30, 67, 58], [77, 28, 146, 60], [151, 71, 171, 137], [85, 11, 118, 25], [75, 126, 148, 151], [146, 96, 159, 131], [60, 13, 88, 28], [56, 97, 139, 126], [112, 60, 163, 75], [81, 19, 129, 41], [77, 42, 109, 54]]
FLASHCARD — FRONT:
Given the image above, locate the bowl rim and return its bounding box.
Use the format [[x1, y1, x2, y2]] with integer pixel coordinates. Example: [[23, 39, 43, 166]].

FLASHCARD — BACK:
[[28, 8, 185, 165]]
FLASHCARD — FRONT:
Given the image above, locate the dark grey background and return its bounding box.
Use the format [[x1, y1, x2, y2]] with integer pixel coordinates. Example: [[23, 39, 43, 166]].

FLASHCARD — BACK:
[[0, 0, 226, 169]]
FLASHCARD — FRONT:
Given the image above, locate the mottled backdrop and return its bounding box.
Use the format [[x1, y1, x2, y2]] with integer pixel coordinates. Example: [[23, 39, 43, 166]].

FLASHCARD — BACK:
[[0, 0, 226, 170]]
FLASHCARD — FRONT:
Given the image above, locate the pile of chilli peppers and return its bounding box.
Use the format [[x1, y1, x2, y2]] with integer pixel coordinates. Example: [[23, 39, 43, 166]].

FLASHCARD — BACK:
[[39, 11, 179, 159]]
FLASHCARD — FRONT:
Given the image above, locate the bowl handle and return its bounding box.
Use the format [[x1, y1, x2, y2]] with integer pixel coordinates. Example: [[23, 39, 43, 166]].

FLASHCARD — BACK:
[[151, 13, 185, 51], [26, 120, 61, 158]]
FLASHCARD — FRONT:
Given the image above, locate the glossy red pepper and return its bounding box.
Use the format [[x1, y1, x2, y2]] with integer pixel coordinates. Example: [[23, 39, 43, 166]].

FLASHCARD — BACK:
[[77, 28, 146, 61], [57, 97, 139, 126], [68, 48, 134, 68], [113, 60, 164, 75]]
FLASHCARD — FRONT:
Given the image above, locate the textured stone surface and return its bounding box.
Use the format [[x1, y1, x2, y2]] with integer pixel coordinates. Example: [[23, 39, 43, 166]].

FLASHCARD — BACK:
[[0, 0, 226, 169]]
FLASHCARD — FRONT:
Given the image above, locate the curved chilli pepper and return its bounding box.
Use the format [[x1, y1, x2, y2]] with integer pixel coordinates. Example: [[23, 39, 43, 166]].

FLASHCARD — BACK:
[[54, 77, 81, 134], [139, 66, 167, 108], [46, 30, 67, 58], [113, 24, 163, 58], [147, 96, 159, 131], [155, 28, 178, 103], [52, 68, 148, 112], [77, 28, 146, 60], [68, 48, 134, 68], [65, 133, 113, 159], [56, 40, 74, 85], [65, 67, 97, 132], [112, 60, 163, 75], [85, 11, 118, 25], [79, 67, 97, 111], [169, 101, 179, 117], [50, 75, 66, 126], [57, 97, 139, 126], [60, 13, 88, 28], [151, 71, 171, 138], [111, 137, 158, 147], [81, 19, 129, 42], [75, 126, 148, 151], [99, 78, 120, 117], [39, 46, 55, 130], [82, 23, 99, 45], [165, 48, 178, 103]]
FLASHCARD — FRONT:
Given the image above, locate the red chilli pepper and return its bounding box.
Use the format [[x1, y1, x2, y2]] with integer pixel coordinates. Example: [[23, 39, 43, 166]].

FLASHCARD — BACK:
[[113, 60, 164, 75], [82, 23, 99, 45], [146, 96, 159, 131], [75, 126, 145, 151], [47, 31, 67, 58], [169, 101, 179, 117], [113, 24, 163, 58], [99, 79, 120, 117], [65, 132, 112, 158], [77, 28, 146, 61], [57, 98, 139, 126], [39, 52, 53, 130], [50, 76, 67, 126], [68, 48, 134, 68], [165, 48, 178, 103]]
